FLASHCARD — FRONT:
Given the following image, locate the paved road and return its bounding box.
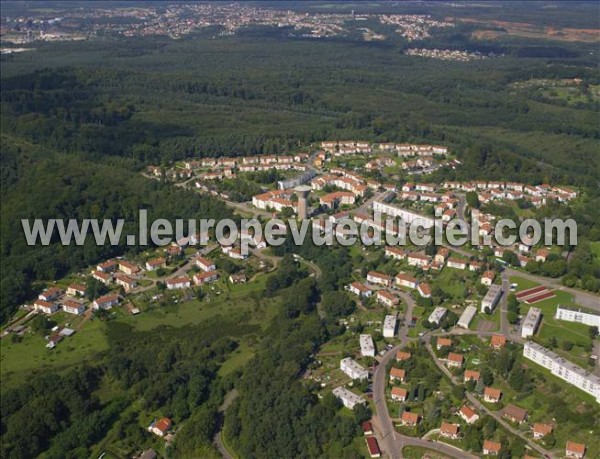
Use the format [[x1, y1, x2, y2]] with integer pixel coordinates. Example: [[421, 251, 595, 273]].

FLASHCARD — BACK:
[[213, 389, 239, 459], [372, 292, 480, 459], [500, 270, 510, 335]]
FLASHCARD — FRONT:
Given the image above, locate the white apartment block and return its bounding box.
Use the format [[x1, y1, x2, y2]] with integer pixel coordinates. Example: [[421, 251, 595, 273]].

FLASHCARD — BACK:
[[481, 284, 502, 313], [372, 201, 435, 229], [523, 342, 600, 403], [383, 314, 397, 338], [521, 307, 542, 338], [332, 387, 367, 409], [428, 307, 448, 326], [340, 358, 369, 380], [555, 305, 600, 328], [457, 306, 477, 329], [360, 334, 376, 357]]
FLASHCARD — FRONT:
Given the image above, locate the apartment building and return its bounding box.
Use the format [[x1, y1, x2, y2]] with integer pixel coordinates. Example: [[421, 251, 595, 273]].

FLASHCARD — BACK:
[[523, 341, 600, 403]]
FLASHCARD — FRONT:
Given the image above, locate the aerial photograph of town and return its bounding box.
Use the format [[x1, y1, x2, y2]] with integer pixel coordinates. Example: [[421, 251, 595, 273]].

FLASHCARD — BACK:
[[0, 1, 599, 458]]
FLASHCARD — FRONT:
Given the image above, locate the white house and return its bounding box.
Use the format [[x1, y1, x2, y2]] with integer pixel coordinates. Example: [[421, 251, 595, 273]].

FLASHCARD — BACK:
[[166, 276, 191, 290]]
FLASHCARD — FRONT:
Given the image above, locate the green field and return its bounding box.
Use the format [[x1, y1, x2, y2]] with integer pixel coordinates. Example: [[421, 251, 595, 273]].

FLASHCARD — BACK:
[[1, 319, 108, 389]]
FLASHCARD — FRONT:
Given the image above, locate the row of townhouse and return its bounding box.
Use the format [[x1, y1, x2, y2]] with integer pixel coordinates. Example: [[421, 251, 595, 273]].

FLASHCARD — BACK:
[[252, 189, 298, 213], [311, 174, 367, 197], [443, 180, 578, 203]]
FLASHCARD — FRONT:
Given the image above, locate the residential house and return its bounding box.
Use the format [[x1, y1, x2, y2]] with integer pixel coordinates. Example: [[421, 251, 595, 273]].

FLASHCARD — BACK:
[[407, 252, 430, 267], [436, 337, 452, 350], [34, 299, 58, 315], [348, 282, 373, 298], [464, 370, 480, 383], [535, 248, 550, 263], [146, 257, 166, 271], [66, 284, 86, 297], [481, 270, 495, 286], [362, 421, 373, 436], [396, 351, 411, 362], [484, 387, 502, 403], [148, 417, 172, 437], [38, 287, 62, 302], [385, 246, 406, 260], [401, 411, 420, 426], [166, 276, 191, 290], [115, 274, 137, 292], [229, 273, 247, 284], [118, 260, 139, 275], [367, 271, 392, 287], [532, 423, 553, 439], [483, 440, 501, 456], [390, 367, 406, 383], [62, 300, 85, 315], [447, 258, 467, 270], [92, 270, 111, 284], [440, 422, 459, 439], [459, 405, 479, 424], [97, 260, 117, 273], [377, 290, 399, 307], [417, 282, 432, 298], [195, 257, 216, 272], [395, 274, 418, 290], [565, 441, 586, 458], [490, 335, 506, 349], [93, 294, 120, 310], [503, 404, 528, 424], [446, 353, 464, 368], [193, 271, 219, 285], [391, 387, 408, 402]]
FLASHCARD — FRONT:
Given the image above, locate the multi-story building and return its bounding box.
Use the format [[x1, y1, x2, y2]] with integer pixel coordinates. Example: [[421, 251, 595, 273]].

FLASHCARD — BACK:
[[481, 284, 502, 313], [360, 334, 376, 357], [555, 305, 600, 328], [340, 358, 369, 380], [428, 307, 447, 326], [332, 387, 366, 409], [457, 306, 477, 329], [521, 307, 542, 338], [523, 341, 600, 403], [383, 314, 397, 338], [372, 201, 435, 229]]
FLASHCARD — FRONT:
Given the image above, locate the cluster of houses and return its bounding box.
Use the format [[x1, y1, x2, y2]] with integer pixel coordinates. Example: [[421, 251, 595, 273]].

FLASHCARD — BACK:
[[149, 152, 312, 185], [443, 180, 578, 206], [92, 259, 141, 291]]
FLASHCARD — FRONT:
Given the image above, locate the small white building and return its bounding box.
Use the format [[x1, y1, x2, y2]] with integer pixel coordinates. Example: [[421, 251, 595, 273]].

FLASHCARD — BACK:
[[166, 276, 191, 290], [428, 307, 447, 326]]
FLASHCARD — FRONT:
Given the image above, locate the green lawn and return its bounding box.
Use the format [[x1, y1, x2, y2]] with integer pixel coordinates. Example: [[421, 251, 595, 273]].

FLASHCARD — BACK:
[[1, 318, 108, 390], [402, 445, 451, 458]]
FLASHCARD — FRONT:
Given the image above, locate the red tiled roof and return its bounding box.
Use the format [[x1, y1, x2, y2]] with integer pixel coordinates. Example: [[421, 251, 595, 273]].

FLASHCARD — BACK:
[[396, 351, 411, 361], [483, 440, 501, 453], [566, 441, 586, 455], [390, 367, 406, 379]]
